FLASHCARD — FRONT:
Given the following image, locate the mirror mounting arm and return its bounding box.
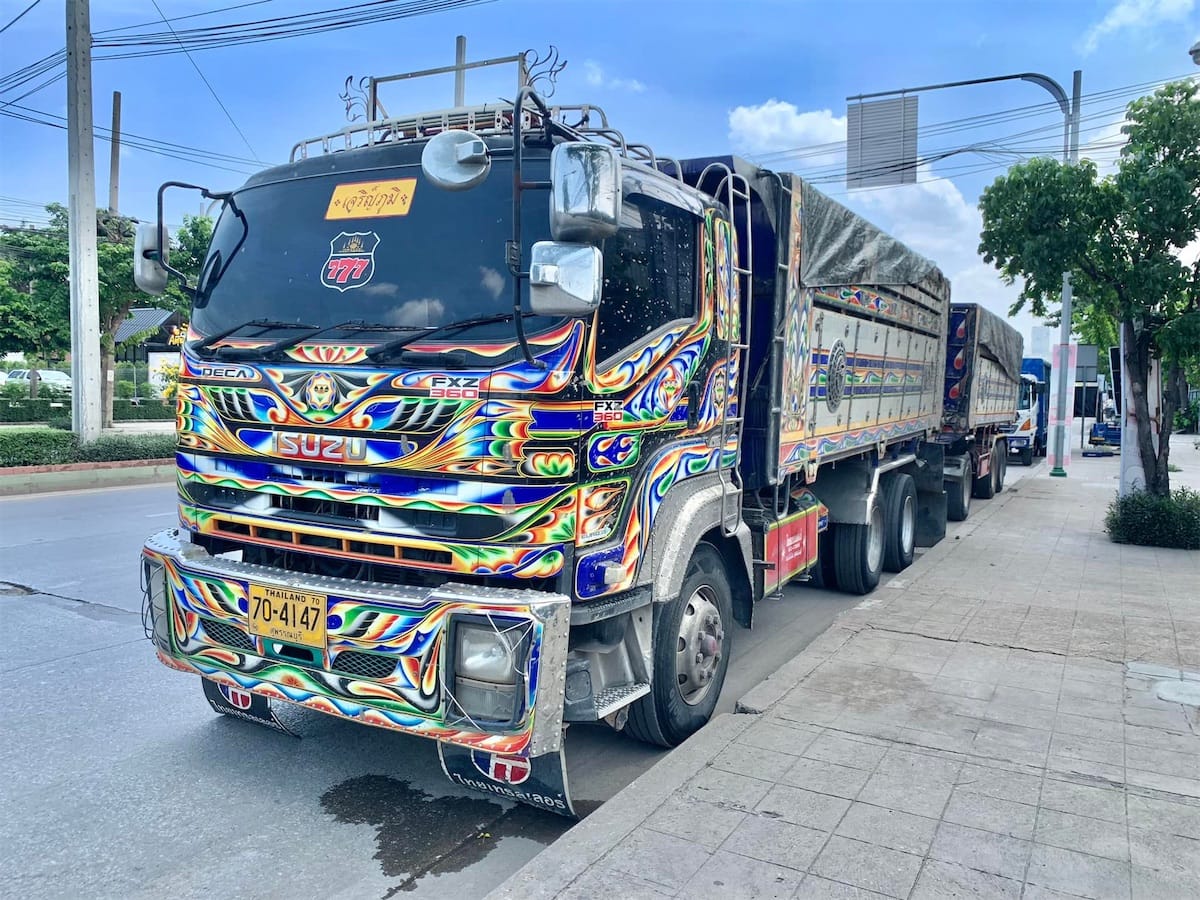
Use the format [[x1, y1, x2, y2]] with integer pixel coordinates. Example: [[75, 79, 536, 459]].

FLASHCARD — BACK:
[[510, 86, 555, 370]]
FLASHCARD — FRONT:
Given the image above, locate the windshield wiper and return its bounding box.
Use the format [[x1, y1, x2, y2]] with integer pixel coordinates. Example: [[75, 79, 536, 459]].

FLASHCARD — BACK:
[[365, 312, 540, 364], [190, 319, 318, 360]]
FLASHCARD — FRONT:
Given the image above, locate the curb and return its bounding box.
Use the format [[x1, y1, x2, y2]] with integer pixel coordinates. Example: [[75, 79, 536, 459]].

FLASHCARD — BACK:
[[0, 459, 175, 497]]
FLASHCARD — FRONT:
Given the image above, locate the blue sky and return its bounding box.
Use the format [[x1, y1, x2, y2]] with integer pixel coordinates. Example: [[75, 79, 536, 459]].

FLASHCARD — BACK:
[[2, 0, 1199, 346]]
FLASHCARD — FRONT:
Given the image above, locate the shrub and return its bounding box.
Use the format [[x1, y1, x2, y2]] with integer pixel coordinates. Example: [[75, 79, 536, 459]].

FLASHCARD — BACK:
[[47, 416, 73, 431], [0, 399, 68, 423], [1, 382, 28, 400], [1175, 399, 1200, 435], [113, 399, 175, 420], [0, 429, 78, 467], [74, 434, 177, 462], [1106, 488, 1200, 550], [114, 380, 136, 399]]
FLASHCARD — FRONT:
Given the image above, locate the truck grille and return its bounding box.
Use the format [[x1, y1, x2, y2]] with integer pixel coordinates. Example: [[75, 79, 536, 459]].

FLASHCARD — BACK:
[[331, 650, 398, 680], [201, 617, 256, 651]]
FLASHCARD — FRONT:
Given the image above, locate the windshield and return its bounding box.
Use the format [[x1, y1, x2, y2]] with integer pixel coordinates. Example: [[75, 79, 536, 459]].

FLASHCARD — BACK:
[[191, 155, 553, 341]]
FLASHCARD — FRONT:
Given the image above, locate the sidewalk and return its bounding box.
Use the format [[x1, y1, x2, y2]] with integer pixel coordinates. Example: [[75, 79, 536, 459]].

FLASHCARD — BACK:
[[492, 440, 1200, 900]]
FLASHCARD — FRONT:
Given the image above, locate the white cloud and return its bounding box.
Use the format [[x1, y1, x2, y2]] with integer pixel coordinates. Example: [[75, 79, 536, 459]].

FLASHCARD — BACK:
[[384, 298, 445, 327], [727, 100, 845, 164], [1079, 0, 1195, 55], [479, 266, 505, 299], [851, 166, 1042, 347], [582, 61, 645, 93]]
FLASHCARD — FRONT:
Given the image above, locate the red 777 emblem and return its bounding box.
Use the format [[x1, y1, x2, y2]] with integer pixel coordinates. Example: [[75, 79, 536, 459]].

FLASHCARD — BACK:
[[321, 232, 380, 293]]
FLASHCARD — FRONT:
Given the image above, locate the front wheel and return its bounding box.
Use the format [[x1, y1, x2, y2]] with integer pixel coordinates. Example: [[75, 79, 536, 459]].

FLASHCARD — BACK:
[[1019, 446, 1033, 466], [624, 542, 733, 748]]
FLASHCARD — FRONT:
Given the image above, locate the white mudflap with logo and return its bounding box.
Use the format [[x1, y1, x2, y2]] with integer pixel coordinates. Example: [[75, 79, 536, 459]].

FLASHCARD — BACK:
[[437, 742, 576, 819]]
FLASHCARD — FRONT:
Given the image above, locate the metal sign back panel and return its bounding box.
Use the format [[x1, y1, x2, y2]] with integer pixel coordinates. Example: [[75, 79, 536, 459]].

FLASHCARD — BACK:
[[846, 96, 918, 189]]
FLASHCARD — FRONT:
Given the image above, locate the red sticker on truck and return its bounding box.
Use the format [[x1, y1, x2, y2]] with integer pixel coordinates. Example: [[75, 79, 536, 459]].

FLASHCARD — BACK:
[[321, 232, 379, 292]]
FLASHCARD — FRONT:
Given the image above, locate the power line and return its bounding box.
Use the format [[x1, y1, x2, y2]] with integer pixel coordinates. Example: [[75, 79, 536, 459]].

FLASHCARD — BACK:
[[96, 0, 279, 35], [148, 0, 261, 162], [0, 0, 43, 35]]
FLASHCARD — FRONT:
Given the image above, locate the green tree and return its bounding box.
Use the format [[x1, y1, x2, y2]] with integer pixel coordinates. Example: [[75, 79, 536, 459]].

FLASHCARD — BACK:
[[979, 80, 1200, 496], [0, 229, 71, 361]]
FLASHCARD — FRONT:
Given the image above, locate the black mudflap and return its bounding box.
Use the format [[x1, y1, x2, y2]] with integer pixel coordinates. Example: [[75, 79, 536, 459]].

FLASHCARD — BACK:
[[202, 678, 298, 737], [438, 742, 577, 819]]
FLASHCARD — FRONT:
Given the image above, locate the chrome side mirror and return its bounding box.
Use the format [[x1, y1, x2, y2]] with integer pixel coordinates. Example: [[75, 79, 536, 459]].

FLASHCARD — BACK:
[[528, 242, 602, 317], [550, 143, 621, 242], [134, 222, 169, 295]]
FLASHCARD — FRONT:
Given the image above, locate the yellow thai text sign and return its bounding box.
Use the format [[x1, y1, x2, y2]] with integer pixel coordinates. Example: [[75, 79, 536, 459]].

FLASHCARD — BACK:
[[325, 178, 416, 220]]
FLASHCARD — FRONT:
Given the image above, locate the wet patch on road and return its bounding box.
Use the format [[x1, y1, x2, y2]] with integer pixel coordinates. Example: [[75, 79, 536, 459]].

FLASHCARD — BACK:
[[320, 774, 576, 896]]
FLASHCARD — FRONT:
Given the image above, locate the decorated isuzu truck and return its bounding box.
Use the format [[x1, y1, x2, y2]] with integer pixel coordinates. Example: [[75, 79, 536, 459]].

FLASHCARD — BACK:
[[134, 76, 963, 816]]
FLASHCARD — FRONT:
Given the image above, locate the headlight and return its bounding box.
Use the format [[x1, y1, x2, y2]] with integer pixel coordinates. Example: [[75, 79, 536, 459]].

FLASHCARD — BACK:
[[448, 619, 529, 726]]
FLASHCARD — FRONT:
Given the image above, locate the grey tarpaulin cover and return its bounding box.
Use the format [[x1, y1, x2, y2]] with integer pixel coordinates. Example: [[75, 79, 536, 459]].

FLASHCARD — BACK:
[[679, 156, 950, 301], [965, 302, 1024, 384]]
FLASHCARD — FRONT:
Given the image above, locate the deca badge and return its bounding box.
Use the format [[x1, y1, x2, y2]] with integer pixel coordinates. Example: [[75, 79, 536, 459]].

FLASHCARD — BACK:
[[322, 231, 379, 292]]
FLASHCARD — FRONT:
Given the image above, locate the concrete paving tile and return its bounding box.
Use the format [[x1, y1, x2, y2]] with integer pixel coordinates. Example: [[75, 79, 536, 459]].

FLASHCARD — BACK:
[[1035, 808, 1131, 862], [1125, 794, 1200, 840], [1122, 724, 1200, 755], [1128, 827, 1200, 883], [1061, 679, 1124, 703], [1041, 778, 1126, 824], [1124, 745, 1200, 780], [803, 732, 889, 771], [875, 747, 963, 782], [1026, 844, 1131, 899], [833, 802, 938, 856], [886, 651, 947, 676], [928, 822, 1032, 880], [712, 742, 805, 783], [955, 762, 1043, 805], [1064, 661, 1126, 686], [1050, 732, 1126, 767], [1021, 886, 1095, 900], [894, 726, 976, 755], [558, 864, 676, 899], [943, 788, 1038, 839], [1056, 696, 1126, 722], [992, 684, 1059, 710], [986, 701, 1058, 731], [1130, 864, 1200, 900], [781, 757, 872, 800], [644, 795, 748, 851], [1046, 755, 1127, 786], [1123, 769, 1200, 800], [1055, 712, 1125, 742], [1121, 706, 1192, 734], [755, 784, 852, 832], [793, 875, 892, 898], [604, 826, 712, 890], [687, 767, 774, 811], [720, 814, 830, 871], [909, 859, 1022, 899], [857, 769, 955, 819], [810, 835, 923, 898], [741, 720, 822, 758], [681, 848, 805, 899], [776, 689, 849, 727], [930, 676, 996, 701]]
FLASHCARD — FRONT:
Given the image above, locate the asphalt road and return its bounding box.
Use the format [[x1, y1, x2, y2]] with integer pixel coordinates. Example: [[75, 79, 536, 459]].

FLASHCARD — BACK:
[[0, 464, 1033, 899]]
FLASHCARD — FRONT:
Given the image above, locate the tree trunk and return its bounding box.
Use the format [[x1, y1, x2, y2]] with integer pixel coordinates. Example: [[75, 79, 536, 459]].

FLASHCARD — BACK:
[[1122, 318, 1170, 496], [101, 343, 115, 429]]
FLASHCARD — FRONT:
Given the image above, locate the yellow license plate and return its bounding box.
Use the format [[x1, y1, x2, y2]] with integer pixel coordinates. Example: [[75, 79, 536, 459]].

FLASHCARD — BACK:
[[247, 584, 327, 648]]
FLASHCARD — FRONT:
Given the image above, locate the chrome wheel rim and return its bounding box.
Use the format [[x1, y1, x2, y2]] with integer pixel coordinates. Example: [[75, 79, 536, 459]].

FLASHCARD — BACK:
[[675, 586, 724, 706], [867, 503, 884, 573], [900, 494, 915, 556]]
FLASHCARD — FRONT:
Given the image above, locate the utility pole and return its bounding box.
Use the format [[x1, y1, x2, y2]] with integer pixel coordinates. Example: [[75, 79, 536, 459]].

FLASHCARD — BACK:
[[1049, 70, 1082, 478], [108, 90, 121, 214], [66, 0, 102, 442], [454, 35, 466, 106]]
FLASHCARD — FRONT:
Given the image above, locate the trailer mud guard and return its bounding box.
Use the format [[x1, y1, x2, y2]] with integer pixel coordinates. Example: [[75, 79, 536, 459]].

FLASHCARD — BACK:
[[439, 742, 577, 819], [913, 442, 947, 548]]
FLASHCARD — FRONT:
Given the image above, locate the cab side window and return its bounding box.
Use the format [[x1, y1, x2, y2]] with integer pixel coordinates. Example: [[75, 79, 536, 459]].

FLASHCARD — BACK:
[[594, 195, 697, 364]]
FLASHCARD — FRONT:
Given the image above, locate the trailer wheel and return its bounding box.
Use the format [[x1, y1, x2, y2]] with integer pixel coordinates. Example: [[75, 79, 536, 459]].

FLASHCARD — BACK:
[[994, 446, 1007, 493], [833, 502, 884, 595], [882, 473, 916, 573], [1019, 446, 1034, 466], [973, 449, 995, 500], [946, 472, 971, 522], [624, 542, 733, 748]]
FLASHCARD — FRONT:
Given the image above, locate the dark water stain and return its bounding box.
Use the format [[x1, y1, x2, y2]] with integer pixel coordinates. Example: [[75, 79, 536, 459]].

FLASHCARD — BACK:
[[320, 774, 584, 897]]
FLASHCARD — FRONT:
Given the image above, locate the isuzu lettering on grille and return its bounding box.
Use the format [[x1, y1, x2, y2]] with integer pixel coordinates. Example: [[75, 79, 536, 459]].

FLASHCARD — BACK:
[[272, 432, 368, 462]]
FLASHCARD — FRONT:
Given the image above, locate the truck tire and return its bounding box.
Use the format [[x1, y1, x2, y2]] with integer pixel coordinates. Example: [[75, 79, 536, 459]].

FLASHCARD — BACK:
[[882, 473, 916, 573], [806, 529, 838, 591], [973, 450, 995, 500], [946, 472, 971, 522], [833, 502, 884, 595], [994, 447, 1007, 493], [624, 542, 733, 748], [1019, 446, 1033, 466]]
